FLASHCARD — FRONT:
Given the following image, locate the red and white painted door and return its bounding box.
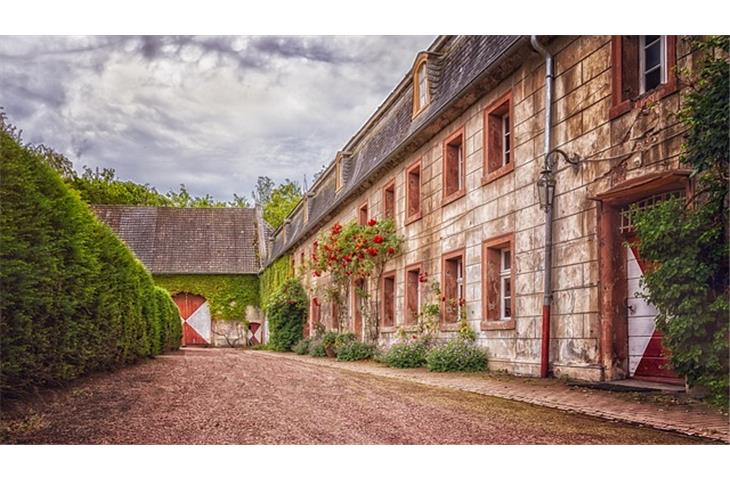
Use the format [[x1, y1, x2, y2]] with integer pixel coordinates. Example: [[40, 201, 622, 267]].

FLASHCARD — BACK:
[[247, 322, 262, 345], [626, 239, 678, 381], [173, 293, 211, 346]]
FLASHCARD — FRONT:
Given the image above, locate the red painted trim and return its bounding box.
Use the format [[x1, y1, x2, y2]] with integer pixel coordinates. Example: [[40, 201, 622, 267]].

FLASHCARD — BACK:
[[405, 157, 423, 225], [540, 305, 551, 378], [403, 262, 422, 326], [441, 126, 466, 207]]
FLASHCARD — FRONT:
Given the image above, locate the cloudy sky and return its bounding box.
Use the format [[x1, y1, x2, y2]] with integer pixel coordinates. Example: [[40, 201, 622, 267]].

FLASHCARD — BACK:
[[0, 35, 433, 199]]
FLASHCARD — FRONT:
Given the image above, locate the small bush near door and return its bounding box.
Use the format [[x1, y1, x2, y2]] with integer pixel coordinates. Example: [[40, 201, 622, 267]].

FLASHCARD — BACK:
[[265, 278, 308, 351], [425, 338, 488, 372]]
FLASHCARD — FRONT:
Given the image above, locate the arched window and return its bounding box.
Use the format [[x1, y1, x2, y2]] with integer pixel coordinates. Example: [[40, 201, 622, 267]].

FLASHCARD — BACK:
[[412, 55, 430, 117]]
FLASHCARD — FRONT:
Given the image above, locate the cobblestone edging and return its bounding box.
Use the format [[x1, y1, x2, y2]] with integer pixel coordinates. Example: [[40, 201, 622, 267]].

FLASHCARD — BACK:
[[249, 351, 729, 443]]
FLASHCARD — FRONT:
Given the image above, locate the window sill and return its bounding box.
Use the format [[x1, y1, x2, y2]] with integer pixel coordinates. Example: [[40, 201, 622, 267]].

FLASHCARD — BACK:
[[400, 324, 420, 333], [380, 326, 397, 334], [441, 189, 465, 207], [480, 319, 516, 331], [482, 162, 514, 186], [439, 322, 461, 332], [405, 212, 422, 226], [609, 78, 678, 120]]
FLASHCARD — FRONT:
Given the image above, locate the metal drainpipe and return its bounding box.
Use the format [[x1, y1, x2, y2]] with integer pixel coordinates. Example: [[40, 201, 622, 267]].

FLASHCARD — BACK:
[[531, 35, 554, 378]]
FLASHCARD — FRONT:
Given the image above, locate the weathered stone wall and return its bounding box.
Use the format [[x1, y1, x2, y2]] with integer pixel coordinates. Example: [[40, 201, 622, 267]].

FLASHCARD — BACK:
[[289, 36, 697, 380]]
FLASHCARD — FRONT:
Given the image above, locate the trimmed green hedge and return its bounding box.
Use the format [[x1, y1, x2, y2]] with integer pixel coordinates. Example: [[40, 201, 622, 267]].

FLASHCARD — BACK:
[[0, 128, 181, 395], [154, 274, 259, 322]]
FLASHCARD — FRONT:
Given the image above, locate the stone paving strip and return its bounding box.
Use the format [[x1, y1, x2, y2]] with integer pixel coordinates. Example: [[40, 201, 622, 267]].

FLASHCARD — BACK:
[[250, 351, 729, 443]]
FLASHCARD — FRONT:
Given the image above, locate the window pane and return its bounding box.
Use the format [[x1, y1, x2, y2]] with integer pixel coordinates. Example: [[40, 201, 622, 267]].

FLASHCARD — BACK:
[[644, 35, 660, 45], [645, 68, 661, 91], [645, 41, 661, 70], [502, 249, 511, 270]]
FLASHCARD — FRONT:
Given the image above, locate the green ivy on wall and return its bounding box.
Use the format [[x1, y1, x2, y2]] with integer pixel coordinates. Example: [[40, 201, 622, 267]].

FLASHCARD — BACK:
[[154, 274, 259, 322], [259, 255, 293, 309]]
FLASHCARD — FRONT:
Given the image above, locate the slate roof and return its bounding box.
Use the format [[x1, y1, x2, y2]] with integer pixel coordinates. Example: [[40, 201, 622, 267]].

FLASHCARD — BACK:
[[92, 205, 261, 274], [267, 35, 532, 263]]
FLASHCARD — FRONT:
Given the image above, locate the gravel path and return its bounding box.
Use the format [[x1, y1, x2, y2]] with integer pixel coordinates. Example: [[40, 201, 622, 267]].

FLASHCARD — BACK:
[[0, 348, 709, 444]]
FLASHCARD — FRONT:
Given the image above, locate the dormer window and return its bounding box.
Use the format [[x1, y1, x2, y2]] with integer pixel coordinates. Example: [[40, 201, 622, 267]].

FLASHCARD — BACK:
[[412, 54, 430, 117]]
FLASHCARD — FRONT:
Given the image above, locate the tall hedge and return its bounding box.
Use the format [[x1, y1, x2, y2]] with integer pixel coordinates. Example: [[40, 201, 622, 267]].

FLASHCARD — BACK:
[[0, 127, 181, 395]]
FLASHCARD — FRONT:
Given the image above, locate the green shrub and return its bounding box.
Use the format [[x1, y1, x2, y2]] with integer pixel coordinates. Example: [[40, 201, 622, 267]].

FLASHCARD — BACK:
[[321, 331, 338, 350], [425, 339, 487, 372], [307, 338, 326, 357], [336, 341, 375, 362], [293, 337, 311, 355], [383, 340, 430, 368], [265, 278, 308, 352], [334, 332, 356, 350], [251, 343, 272, 351], [0, 120, 180, 396]]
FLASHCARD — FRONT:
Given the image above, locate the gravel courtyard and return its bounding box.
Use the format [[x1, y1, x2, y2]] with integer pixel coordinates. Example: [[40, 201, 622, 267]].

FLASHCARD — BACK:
[[0, 348, 708, 444]]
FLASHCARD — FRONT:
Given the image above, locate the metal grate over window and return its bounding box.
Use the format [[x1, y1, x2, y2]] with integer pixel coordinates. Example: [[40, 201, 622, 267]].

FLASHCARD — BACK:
[[619, 190, 684, 233]]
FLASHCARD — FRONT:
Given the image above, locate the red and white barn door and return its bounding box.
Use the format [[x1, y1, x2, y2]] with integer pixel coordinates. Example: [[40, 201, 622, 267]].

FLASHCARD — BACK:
[[173, 293, 211, 347], [625, 237, 679, 382]]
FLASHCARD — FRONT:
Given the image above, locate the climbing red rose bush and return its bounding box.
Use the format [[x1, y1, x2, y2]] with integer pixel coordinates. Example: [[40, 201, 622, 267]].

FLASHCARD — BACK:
[[309, 217, 403, 336]]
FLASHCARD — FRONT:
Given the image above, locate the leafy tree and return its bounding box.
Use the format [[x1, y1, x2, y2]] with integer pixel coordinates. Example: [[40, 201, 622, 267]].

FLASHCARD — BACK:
[[251, 176, 275, 205], [68, 166, 171, 206], [262, 179, 302, 229], [633, 36, 729, 407]]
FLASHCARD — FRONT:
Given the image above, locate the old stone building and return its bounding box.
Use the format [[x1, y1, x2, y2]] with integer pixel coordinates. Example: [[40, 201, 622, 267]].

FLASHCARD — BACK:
[[94, 205, 268, 347], [265, 35, 696, 383]]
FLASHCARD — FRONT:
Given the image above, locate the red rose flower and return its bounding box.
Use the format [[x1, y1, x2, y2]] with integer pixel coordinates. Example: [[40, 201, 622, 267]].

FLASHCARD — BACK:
[[418, 272, 428, 283], [331, 223, 342, 234], [373, 234, 384, 244], [367, 218, 377, 226], [387, 246, 396, 255], [367, 247, 379, 256], [343, 254, 352, 262], [440, 295, 446, 302]]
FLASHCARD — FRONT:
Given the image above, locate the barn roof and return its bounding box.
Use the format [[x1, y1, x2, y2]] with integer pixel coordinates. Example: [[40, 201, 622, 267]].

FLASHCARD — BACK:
[[92, 205, 262, 274]]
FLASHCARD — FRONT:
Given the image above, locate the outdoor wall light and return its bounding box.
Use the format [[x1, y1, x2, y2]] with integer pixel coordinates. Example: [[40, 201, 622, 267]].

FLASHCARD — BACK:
[[536, 169, 556, 211]]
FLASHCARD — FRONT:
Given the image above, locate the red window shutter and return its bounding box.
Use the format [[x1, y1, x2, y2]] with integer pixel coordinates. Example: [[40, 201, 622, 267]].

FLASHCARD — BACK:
[[487, 113, 502, 173], [621, 36, 640, 101], [406, 269, 419, 324], [383, 276, 395, 327], [445, 142, 461, 196], [444, 259, 457, 323], [485, 248, 501, 321], [408, 168, 420, 217]]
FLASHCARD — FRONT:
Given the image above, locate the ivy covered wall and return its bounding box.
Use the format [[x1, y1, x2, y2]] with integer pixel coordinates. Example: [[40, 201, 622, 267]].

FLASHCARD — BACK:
[[259, 255, 293, 309], [154, 274, 259, 322]]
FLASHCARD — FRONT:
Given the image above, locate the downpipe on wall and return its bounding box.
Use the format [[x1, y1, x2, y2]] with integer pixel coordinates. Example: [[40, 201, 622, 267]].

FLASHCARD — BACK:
[[531, 36, 554, 378]]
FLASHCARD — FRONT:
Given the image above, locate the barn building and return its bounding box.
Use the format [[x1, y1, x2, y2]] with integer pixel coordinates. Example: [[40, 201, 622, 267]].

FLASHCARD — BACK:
[[263, 35, 698, 384], [93, 205, 268, 347]]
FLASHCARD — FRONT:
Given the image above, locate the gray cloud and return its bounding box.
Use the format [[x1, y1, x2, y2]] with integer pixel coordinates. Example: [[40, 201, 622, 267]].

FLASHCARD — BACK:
[[0, 35, 433, 199]]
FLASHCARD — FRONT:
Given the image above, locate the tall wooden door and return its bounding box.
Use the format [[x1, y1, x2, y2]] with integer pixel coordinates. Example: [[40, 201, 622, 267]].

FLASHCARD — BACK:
[[173, 293, 211, 346], [625, 236, 679, 382]]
